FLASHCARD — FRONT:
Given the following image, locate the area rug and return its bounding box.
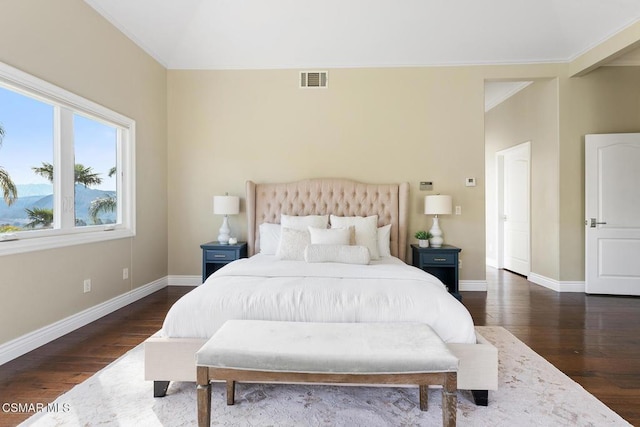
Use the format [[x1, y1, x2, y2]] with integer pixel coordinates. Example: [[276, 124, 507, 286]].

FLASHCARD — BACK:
[[21, 327, 630, 426]]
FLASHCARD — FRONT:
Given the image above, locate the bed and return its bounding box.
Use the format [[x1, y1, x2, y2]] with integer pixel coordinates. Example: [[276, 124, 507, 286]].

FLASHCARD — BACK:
[[144, 178, 497, 404]]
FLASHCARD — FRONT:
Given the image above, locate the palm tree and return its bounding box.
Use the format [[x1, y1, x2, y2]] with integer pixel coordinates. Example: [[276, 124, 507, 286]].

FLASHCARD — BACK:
[[89, 196, 116, 223], [88, 166, 117, 224], [24, 207, 53, 228], [32, 162, 103, 187], [0, 124, 18, 206], [31, 161, 115, 225]]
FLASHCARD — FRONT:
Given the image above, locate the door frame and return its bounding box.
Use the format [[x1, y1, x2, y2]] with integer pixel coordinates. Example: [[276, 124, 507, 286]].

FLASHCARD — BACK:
[[496, 141, 531, 274]]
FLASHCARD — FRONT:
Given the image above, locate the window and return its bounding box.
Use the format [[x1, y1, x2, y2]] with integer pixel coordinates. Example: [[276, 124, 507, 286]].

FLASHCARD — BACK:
[[0, 61, 135, 256], [0, 87, 54, 231], [73, 114, 118, 228]]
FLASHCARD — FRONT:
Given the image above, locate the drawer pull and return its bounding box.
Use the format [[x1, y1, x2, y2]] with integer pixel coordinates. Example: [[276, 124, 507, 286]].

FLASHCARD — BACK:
[[434, 258, 447, 261], [213, 254, 226, 258]]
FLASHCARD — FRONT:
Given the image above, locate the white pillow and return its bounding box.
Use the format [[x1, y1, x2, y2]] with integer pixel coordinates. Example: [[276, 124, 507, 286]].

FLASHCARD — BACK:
[[377, 224, 392, 257], [280, 214, 329, 231], [304, 244, 371, 265], [308, 226, 351, 245], [330, 215, 380, 260], [259, 222, 281, 255], [276, 227, 310, 261]]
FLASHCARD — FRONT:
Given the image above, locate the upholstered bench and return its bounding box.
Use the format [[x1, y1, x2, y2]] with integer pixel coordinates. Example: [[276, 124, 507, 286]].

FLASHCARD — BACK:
[[195, 320, 459, 427]]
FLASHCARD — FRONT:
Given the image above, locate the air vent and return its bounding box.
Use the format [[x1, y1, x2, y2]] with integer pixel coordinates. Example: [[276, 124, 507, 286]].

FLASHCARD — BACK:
[[300, 71, 328, 88]]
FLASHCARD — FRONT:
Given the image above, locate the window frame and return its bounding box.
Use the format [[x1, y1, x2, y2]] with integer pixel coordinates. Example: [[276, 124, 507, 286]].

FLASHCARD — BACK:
[[0, 61, 136, 256]]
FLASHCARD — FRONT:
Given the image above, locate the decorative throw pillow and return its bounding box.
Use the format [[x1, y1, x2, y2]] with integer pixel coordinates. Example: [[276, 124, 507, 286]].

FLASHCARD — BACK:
[[377, 224, 392, 257], [259, 222, 281, 255], [276, 227, 311, 261], [304, 244, 371, 265], [308, 226, 351, 245], [330, 215, 380, 260]]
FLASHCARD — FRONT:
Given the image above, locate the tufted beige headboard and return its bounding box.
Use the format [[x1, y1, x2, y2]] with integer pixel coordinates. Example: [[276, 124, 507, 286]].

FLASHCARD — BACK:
[[246, 178, 410, 261]]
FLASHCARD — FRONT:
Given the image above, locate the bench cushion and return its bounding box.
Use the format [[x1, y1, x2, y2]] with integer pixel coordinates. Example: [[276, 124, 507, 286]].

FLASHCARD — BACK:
[[196, 320, 458, 374]]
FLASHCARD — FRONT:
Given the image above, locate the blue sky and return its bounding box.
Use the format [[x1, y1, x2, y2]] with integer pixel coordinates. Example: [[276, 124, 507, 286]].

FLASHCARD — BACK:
[[0, 85, 116, 191]]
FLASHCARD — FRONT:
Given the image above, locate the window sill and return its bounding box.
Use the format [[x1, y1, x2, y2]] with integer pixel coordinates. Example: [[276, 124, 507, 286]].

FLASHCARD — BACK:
[[0, 228, 135, 257]]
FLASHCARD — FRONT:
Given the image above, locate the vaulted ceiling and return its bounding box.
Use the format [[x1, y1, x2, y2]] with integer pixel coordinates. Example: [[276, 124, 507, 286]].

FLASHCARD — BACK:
[[84, 0, 640, 70]]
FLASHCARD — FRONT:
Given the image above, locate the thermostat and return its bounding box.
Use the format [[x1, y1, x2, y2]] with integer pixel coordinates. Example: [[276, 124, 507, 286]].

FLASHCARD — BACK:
[[420, 181, 433, 191]]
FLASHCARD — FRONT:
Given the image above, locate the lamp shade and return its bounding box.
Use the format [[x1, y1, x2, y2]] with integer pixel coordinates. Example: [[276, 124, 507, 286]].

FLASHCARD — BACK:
[[213, 195, 240, 215], [424, 195, 452, 215]]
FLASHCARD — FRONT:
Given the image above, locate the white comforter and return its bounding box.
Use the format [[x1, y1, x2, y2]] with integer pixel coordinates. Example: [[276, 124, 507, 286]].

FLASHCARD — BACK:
[[161, 254, 476, 344]]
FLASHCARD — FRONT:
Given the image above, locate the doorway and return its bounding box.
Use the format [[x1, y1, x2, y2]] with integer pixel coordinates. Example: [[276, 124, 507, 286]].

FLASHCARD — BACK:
[[497, 142, 531, 276], [485, 78, 559, 288], [483, 80, 534, 272]]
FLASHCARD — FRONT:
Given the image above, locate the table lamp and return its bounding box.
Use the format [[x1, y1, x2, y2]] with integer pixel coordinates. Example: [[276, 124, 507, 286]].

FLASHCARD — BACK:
[[213, 194, 240, 244], [424, 195, 452, 248]]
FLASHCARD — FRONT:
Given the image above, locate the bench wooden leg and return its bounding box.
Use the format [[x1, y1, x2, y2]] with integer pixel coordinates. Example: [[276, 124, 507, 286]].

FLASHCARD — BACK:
[[442, 372, 457, 427], [419, 385, 428, 411], [197, 366, 211, 427], [226, 380, 236, 405]]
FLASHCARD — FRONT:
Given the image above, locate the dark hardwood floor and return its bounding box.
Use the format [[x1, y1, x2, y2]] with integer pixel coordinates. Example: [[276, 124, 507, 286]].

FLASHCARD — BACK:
[[464, 268, 640, 425], [1, 269, 639, 426], [0, 286, 192, 427]]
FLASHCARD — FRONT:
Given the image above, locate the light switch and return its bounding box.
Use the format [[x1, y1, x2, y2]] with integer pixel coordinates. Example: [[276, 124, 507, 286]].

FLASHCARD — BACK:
[[465, 178, 476, 187]]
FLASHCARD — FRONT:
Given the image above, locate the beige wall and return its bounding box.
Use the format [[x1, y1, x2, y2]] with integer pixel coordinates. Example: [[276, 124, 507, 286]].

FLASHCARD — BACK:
[[484, 66, 640, 283], [167, 66, 562, 280], [167, 62, 640, 285], [485, 79, 560, 280], [558, 66, 640, 281], [0, 0, 168, 344], [168, 68, 488, 278]]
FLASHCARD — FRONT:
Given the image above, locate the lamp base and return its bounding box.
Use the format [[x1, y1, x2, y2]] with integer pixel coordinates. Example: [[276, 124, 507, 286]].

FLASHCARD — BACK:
[[217, 215, 231, 244], [429, 236, 444, 248], [429, 216, 444, 248]]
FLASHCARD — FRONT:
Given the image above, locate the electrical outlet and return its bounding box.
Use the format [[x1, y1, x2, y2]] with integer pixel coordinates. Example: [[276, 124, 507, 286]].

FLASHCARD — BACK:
[[123, 268, 129, 280], [83, 279, 91, 293], [455, 205, 462, 215], [458, 259, 462, 269]]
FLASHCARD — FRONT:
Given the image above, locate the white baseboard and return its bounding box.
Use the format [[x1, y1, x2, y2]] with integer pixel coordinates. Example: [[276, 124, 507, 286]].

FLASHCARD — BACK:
[[168, 275, 201, 286], [528, 273, 585, 293], [0, 276, 168, 366], [460, 280, 488, 291]]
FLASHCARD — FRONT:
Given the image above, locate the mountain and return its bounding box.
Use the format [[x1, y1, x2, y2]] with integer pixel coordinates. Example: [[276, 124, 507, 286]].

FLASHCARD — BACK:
[[0, 184, 116, 227]]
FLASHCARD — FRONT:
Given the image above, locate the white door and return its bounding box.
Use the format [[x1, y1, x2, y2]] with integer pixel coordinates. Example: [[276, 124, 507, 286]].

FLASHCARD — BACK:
[[500, 142, 530, 276], [585, 133, 640, 295]]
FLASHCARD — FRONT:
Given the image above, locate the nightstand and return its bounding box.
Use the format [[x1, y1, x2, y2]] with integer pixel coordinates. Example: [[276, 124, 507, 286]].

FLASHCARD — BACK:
[[200, 241, 247, 283], [411, 244, 462, 301]]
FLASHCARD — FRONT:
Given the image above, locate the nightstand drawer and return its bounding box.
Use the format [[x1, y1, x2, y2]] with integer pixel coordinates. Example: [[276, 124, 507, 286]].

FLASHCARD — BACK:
[[420, 253, 455, 265], [204, 249, 235, 262], [201, 242, 248, 283]]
